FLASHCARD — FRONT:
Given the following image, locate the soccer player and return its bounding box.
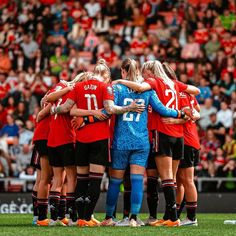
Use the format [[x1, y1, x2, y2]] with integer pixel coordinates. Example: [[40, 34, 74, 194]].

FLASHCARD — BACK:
[[32, 101, 52, 226], [162, 92, 200, 226], [43, 79, 80, 226], [52, 59, 144, 226], [100, 59, 189, 227]]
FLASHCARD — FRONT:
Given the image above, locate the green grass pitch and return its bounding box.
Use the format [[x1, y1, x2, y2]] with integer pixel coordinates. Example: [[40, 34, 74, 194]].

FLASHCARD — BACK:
[[0, 213, 236, 236]]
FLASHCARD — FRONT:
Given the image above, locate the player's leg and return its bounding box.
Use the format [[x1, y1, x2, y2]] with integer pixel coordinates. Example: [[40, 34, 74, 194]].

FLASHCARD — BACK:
[[37, 156, 52, 223], [58, 180, 67, 224], [35, 140, 53, 226], [63, 143, 77, 224], [129, 148, 149, 227], [146, 169, 159, 224], [145, 131, 160, 225], [115, 167, 131, 226], [46, 147, 66, 226], [123, 167, 131, 218], [176, 169, 185, 218], [101, 149, 128, 226], [79, 139, 109, 226], [32, 169, 40, 225], [30, 144, 42, 225], [49, 167, 65, 224], [179, 146, 199, 226], [74, 141, 89, 223], [152, 133, 179, 227]]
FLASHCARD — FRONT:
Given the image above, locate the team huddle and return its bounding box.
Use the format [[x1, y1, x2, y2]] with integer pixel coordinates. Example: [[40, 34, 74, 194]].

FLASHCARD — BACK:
[[31, 58, 201, 227]]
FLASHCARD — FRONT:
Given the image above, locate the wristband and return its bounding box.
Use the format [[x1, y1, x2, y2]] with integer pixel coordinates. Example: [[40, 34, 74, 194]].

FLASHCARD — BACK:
[[178, 110, 185, 119]]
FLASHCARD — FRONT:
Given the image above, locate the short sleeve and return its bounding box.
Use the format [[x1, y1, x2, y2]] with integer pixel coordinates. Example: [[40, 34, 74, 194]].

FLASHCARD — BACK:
[[179, 92, 190, 108], [67, 87, 77, 102], [176, 81, 188, 92], [103, 84, 114, 101]]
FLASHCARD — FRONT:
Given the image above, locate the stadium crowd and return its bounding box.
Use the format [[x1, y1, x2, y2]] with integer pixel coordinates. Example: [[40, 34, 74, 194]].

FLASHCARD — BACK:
[[0, 0, 235, 192]]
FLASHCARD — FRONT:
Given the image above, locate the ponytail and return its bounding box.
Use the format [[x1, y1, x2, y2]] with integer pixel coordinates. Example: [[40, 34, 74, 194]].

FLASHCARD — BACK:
[[68, 72, 92, 86], [121, 58, 142, 82], [151, 60, 175, 91], [93, 59, 111, 80], [162, 62, 178, 80]]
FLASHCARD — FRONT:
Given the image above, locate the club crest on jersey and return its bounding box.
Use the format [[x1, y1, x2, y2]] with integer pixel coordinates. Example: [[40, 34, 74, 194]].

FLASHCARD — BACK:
[[179, 92, 187, 98], [107, 86, 113, 95]]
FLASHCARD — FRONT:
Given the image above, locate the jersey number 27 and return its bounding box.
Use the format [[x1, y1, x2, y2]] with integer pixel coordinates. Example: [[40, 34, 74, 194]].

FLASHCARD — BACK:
[[123, 98, 145, 122]]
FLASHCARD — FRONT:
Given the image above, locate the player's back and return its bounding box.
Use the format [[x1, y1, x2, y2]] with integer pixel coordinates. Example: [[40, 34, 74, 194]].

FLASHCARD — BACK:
[[112, 84, 152, 150], [69, 78, 113, 143], [155, 78, 183, 138], [48, 81, 75, 147]]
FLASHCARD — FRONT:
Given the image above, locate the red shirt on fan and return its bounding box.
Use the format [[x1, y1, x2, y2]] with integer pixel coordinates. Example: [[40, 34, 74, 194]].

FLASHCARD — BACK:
[[180, 92, 200, 150], [68, 78, 114, 143], [47, 82, 75, 147], [194, 29, 209, 44], [99, 51, 117, 66]]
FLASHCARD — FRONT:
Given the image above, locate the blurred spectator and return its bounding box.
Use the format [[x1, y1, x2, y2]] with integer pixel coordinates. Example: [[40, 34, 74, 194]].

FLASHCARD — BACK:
[[0, 47, 11, 73], [201, 129, 220, 162], [207, 113, 226, 145], [20, 34, 39, 62], [199, 98, 217, 129], [223, 134, 236, 160], [92, 11, 109, 34], [0, 114, 19, 139], [15, 144, 32, 175], [0, 149, 10, 177], [49, 46, 68, 75], [197, 77, 212, 104], [84, 0, 101, 18], [217, 101, 233, 130], [181, 35, 200, 60], [30, 74, 48, 103], [216, 159, 236, 192], [19, 165, 36, 192], [205, 33, 220, 61], [13, 102, 29, 123]]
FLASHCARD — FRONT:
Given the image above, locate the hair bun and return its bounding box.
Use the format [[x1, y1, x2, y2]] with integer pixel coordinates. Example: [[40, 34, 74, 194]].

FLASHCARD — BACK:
[[97, 58, 107, 65]]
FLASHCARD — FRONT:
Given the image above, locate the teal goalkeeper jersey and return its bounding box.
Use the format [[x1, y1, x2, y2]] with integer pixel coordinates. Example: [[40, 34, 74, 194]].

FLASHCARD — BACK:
[[112, 84, 178, 150]]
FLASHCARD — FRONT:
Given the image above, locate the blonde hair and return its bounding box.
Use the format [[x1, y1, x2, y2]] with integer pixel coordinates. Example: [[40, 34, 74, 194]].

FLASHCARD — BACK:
[[68, 72, 92, 86], [143, 60, 175, 91], [162, 62, 178, 80], [121, 58, 143, 83], [93, 59, 111, 81]]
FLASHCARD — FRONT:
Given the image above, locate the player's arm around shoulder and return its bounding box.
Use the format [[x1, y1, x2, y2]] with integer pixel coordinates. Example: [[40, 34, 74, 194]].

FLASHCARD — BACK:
[[149, 90, 178, 118]]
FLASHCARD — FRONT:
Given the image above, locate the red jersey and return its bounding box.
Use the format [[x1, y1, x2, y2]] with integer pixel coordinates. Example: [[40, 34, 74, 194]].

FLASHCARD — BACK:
[[33, 115, 51, 142], [68, 79, 114, 143], [180, 92, 200, 150], [47, 82, 75, 147], [146, 78, 158, 131], [146, 78, 187, 137], [155, 79, 187, 137]]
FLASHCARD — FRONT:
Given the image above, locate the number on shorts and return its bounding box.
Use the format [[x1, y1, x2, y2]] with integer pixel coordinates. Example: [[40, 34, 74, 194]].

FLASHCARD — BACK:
[[85, 94, 98, 110], [165, 89, 178, 109], [122, 98, 145, 122]]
